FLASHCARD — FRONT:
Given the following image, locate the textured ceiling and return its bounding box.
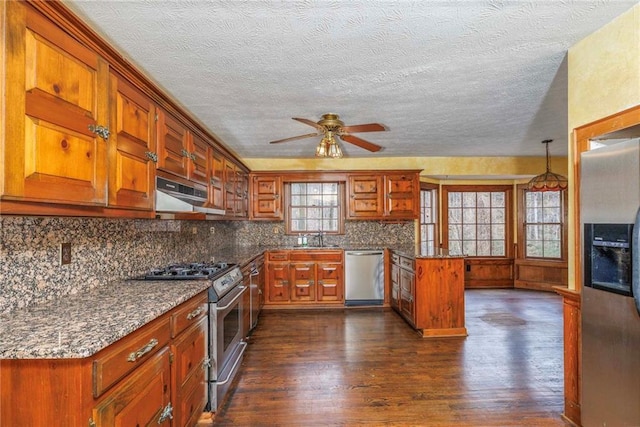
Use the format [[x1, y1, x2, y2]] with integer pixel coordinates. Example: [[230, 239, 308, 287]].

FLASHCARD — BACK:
[[64, 0, 638, 159]]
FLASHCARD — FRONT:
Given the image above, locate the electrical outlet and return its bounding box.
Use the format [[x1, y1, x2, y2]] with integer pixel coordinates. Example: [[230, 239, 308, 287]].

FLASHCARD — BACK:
[[209, 226, 215, 235], [191, 226, 197, 235], [272, 226, 279, 234], [60, 243, 71, 265]]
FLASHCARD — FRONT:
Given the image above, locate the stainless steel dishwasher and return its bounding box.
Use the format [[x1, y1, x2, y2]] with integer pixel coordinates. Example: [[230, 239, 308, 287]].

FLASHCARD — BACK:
[[345, 250, 384, 306]]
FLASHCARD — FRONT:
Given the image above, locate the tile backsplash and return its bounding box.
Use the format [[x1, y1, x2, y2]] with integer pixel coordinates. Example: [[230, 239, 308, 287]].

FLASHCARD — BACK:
[[0, 216, 414, 314]]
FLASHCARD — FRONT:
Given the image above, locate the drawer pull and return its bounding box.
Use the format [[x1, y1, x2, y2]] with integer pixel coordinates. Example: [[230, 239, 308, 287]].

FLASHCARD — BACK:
[[186, 307, 204, 320], [127, 338, 159, 362], [202, 357, 211, 369], [157, 402, 173, 424]]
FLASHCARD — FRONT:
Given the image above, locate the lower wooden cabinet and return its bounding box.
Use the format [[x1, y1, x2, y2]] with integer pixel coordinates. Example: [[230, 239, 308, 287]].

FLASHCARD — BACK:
[[390, 251, 467, 338], [0, 291, 208, 427], [265, 250, 344, 306], [92, 347, 172, 426]]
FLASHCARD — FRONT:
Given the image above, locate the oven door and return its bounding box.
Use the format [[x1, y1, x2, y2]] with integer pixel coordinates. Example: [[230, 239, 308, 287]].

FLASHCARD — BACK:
[[209, 284, 247, 411]]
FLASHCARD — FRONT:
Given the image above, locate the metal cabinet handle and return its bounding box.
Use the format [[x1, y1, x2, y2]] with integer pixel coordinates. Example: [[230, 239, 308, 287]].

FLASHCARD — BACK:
[[181, 148, 189, 158], [157, 402, 173, 424], [186, 306, 204, 320], [88, 124, 110, 140], [127, 338, 159, 362], [202, 357, 211, 369], [190, 153, 197, 161], [145, 151, 158, 162]]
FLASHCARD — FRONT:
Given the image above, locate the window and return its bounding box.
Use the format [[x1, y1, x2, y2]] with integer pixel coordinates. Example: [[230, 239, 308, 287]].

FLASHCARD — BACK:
[[521, 189, 565, 259], [443, 186, 511, 257], [419, 185, 438, 256], [286, 182, 343, 234]]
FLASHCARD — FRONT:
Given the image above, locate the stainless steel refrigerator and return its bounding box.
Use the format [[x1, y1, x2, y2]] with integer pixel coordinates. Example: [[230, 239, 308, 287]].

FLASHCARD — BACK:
[[581, 138, 640, 426]]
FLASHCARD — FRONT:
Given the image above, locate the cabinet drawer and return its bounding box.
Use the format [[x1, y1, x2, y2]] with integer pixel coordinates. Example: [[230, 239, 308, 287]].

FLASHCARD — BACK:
[[290, 250, 342, 262], [400, 257, 415, 271], [176, 365, 208, 427], [391, 253, 400, 264], [267, 251, 289, 261], [93, 316, 171, 397], [171, 293, 208, 338]]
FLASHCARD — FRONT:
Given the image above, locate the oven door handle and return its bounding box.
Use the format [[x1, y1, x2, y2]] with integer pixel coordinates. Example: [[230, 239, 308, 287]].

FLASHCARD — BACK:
[[216, 285, 247, 311], [215, 341, 248, 386]]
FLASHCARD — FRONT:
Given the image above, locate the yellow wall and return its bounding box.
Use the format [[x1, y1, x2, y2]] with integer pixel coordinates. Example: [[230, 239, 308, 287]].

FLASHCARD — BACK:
[[567, 5, 640, 290], [245, 156, 567, 178]]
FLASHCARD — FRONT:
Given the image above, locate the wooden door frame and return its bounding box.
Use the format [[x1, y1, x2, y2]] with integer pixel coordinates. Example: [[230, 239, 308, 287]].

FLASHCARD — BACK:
[[572, 105, 640, 292]]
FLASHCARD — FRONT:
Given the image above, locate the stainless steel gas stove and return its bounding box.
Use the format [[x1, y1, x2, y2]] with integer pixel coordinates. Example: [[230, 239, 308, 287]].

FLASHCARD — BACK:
[[135, 261, 246, 412]]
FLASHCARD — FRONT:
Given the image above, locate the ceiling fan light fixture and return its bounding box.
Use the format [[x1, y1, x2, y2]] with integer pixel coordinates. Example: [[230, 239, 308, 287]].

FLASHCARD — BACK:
[[527, 139, 568, 192], [315, 137, 329, 157], [328, 138, 343, 159]]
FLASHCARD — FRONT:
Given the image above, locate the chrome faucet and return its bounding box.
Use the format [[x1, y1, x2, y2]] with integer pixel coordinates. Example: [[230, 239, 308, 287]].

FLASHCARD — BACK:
[[315, 231, 324, 247]]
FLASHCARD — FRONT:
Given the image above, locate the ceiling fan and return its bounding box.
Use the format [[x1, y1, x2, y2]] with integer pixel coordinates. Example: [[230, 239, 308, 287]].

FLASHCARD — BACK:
[[269, 113, 387, 156]]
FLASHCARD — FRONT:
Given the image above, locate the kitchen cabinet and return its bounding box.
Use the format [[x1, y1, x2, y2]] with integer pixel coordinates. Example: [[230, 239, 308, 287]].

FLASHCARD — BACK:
[[189, 133, 210, 187], [223, 160, 248, 218], [92, 347, 173, 426], [390, 251, 467, 338], [250, 174, 283, 219], [0, 291, 209, 427], [266, 251, 291, 303], [346, 171, 420, 220], [242, 253, 266, 337], [108, 71, 157, 210], [390, 252, 415, 326], [1, 2, 109, 208], [156, 108, 191, 180], [385, 173, 419, 219], [265, 250, 344, 306], [347, 175, 384, 218], [209, 149, 226, 212]]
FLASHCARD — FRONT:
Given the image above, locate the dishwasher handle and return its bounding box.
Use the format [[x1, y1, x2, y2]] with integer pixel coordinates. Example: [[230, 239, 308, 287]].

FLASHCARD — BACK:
[[346, 251, 383, 256]]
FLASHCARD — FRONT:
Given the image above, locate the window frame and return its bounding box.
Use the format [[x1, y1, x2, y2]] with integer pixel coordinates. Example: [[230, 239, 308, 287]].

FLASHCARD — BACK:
[[284, 181, 346, 235], [419, 183, 439, 256], [442, 185, 513, 258], [516, 184, 568, 261]]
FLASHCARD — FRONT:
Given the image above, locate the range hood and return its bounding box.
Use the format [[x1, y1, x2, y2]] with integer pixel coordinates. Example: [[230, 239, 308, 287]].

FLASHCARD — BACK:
[[155, 176, 225, 217]]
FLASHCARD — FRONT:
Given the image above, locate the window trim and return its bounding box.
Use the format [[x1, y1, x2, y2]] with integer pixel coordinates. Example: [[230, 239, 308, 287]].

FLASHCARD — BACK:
[[516, 184, 568, 262], [283, 181, 346, 235], [419, 182, 439, 256], [442, 185, 513, 258]]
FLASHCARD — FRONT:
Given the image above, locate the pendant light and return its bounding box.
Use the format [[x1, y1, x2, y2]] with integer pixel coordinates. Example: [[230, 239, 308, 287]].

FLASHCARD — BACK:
[[527, 139, 568, 192]]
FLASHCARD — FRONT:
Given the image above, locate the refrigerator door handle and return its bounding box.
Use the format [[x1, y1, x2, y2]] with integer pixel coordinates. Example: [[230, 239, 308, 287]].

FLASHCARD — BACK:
[[633, 206, 640, 314]]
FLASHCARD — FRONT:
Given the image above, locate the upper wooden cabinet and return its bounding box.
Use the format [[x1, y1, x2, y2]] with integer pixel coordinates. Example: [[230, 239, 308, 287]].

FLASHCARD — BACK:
[[108, 72, 156, 210], [347, 175, 384, 218], [1, 2, 109, 207], [156, 108, 191, 180], [250, 175, 283, 220], [385, 173, 419, 219], [348, 171, 420, 219], [209, 149, 226, 212], [188, 133, 210, 187]]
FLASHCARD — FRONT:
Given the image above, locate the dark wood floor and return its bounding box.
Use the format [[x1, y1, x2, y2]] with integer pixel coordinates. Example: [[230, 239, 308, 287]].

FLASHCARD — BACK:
[[211, 289, 567, 426]]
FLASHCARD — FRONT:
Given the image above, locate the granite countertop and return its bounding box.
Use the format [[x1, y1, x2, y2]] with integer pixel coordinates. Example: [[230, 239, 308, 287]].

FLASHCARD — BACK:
[[0, 279, 210, 360], [0, 244, 429, 360]]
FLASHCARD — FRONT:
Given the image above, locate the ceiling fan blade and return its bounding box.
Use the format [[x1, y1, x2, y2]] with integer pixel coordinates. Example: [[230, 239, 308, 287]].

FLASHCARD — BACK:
[[269, 132, 319, 144], [339, 134, 383, 152], [292, 117, 325, 131], [340, 123, 388, 133]]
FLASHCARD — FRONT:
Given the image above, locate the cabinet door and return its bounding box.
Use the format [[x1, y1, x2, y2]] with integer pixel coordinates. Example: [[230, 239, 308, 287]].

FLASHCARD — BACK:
[[237, 170, 249, 218], [291, 263, 316, 302], [172, 318, 207, 427], [317, 262, 343, 302], [251, 175, 282, 219], [224, 160, 237, 215], [156, 109, 190, 179], [209, 149, 225, 211], [108, 72, 156, 210], [189, 133, 210, 187], [93, 347, 172, 427], [390, 262, 400, 311], [267, 262, 290, 303], [3, 4, 108, 205], [385, 174, 419, 219], [347, 175, 384, 218], [399, 268, 416, 325]]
